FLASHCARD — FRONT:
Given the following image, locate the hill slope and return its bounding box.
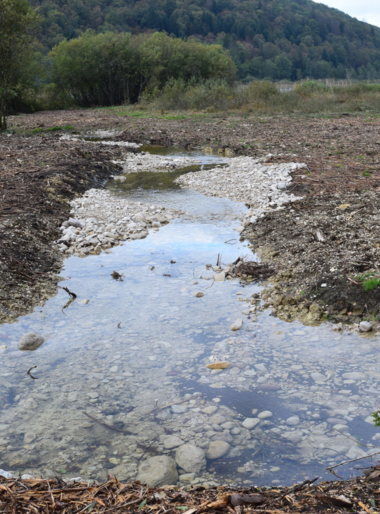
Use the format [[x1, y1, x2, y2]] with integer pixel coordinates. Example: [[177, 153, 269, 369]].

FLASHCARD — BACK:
[[31, 0, 380, 79]]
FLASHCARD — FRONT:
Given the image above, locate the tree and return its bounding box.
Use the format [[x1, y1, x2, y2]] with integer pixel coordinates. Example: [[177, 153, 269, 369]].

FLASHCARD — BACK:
[[0, 0, 38, 129]]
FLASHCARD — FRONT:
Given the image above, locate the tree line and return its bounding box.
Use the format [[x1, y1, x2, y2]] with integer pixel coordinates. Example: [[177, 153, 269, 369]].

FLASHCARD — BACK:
[[29, 0, 380, 80]]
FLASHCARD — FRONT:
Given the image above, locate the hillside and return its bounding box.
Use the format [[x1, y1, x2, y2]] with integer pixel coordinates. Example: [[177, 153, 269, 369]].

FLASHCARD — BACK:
[[31, 0, 380, 80]]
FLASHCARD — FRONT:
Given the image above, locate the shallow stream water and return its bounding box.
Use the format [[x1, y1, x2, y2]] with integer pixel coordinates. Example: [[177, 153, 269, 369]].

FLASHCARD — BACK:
[[0, 146, 379, 487]]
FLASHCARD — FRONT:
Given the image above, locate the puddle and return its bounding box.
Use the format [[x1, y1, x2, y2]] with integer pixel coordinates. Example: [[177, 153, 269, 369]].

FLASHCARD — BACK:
[[0, 145, 379, 487]]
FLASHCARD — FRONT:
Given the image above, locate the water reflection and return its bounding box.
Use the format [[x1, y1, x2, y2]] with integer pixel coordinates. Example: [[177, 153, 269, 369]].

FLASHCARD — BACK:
[[0, 149, 378, 487]]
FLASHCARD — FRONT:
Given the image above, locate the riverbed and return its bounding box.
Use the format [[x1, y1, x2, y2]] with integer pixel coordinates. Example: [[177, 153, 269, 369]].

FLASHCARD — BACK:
[[0, 145, 378, 488]]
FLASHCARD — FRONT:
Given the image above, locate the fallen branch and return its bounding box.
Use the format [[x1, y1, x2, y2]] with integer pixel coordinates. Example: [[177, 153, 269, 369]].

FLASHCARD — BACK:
[[326, 451, 380, 475]]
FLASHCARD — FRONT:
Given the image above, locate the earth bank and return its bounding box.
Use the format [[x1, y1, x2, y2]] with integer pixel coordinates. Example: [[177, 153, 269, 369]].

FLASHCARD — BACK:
[[2, 109, 379, 325]]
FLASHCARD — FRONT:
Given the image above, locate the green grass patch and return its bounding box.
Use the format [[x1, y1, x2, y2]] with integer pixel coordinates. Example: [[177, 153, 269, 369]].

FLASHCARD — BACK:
[[30, 124, 76, 134], [355, 271, 380, 291]]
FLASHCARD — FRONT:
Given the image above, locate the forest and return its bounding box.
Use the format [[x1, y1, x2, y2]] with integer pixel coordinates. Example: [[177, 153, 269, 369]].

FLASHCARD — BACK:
[[30, 0, 380, 80]]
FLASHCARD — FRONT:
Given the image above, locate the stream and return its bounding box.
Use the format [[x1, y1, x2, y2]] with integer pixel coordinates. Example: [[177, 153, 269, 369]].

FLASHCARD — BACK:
[[0, 144, 379, 487]]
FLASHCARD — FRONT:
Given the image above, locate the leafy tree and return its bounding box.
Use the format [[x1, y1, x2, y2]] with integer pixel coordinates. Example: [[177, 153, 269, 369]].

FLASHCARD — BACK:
[[49, 31, 235, 107], [29, 0, 380, 80], [0, 0, 38, 129]]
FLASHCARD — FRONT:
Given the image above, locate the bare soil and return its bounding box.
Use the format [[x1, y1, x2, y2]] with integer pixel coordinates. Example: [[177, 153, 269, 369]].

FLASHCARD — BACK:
[[4, 109, 379, 324]]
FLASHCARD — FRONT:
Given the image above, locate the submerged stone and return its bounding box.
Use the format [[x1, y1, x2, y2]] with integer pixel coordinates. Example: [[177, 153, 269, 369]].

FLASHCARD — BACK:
[[137, 455, 178, 486], [175, 443, 206, 473], [18, 333, 45, 351]]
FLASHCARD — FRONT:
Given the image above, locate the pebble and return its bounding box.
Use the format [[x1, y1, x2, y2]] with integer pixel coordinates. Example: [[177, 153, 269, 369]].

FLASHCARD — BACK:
[[258, 411, 273, 419], [161, 435, 184, 449], [286, 416, 300, 426], [18, 333, 45, 351], [358, 321, 373, 332], [242, 418, 260, 429], [230, 319, 243, 331]]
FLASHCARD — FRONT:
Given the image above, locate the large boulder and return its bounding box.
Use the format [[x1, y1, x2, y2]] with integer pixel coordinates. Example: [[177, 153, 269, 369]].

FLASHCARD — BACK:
[[175, 443, 206, 473], [137, 455, 178, 487]]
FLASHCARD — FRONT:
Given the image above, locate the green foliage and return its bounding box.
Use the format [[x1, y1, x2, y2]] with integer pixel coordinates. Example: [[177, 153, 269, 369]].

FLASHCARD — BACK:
[[30, 124, 75, 133], [29, 0, 380, 80], [355, 272, 380, 292], [295, 81, 328, 97], [142, 79, 380, 115], [142, 78, 236, 111], [0, 0, 39, 129], [246, 81, 279, 101], [49, 31, 235, 107], [373, 411, 380, 426]]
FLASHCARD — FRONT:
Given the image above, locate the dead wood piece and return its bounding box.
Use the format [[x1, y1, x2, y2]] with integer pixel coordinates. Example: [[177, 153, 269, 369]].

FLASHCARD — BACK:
[[229, 493, 266, 507]]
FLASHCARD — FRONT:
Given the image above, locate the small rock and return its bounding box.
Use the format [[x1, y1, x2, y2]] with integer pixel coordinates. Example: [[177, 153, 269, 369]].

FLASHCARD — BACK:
[[230, 319, 243, 331], [137, 456, 178, 487], [258, 410, 273, 419], [194, 291, 204, 298], [175, 444, 206, 473], [286, 416, 300, 426], [359, 321, 373, 333], [214, 272, 226, 282], [203, 406, 218, 415], [242, 418, 260, 429], [18, 333, 45, 351], [206, 440, 230, 459], [161, 435, 184, 449]]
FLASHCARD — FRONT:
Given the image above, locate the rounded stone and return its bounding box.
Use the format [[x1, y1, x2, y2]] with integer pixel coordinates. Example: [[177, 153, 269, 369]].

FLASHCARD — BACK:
[[161, 435, 184, 449], [358, 321, 373, 333], [137, 455, 178, 487], [206, 440, 230, 460], [242, 418, 260, 429], [175, 443, 206, 473], [286, 416, 300, 426], [258, 410, 273, 419], [18, 333, 45, 351]]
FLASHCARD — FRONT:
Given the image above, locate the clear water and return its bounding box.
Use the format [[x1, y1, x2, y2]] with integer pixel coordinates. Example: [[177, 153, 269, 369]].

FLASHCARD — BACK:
[[0, 147, 378, 487]]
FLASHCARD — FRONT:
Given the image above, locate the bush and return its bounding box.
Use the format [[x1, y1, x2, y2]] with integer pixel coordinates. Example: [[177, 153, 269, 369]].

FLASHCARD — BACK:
[[294, 80, 328, 97], [143, 79, 235, 111], [246, 80, 279, 101], [49, 31, 236, 107]]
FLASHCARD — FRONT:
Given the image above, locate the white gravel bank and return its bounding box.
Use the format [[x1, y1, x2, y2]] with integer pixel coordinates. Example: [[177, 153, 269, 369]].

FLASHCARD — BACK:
[[57, 189, 180, 256], [176, 156, 306, 225], [118, 151, 205, 174]]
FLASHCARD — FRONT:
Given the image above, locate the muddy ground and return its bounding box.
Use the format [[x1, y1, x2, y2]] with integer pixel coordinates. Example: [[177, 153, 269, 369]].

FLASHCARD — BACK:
[[2, 109, 379, 325]]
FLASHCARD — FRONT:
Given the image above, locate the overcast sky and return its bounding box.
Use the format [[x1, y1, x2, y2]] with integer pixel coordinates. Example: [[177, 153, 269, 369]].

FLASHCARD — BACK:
[[317, 0, 380, 27]]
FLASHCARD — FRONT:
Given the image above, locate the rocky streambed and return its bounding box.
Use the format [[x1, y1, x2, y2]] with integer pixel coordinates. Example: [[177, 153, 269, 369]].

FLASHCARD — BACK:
[[0, 140, 379, 490]]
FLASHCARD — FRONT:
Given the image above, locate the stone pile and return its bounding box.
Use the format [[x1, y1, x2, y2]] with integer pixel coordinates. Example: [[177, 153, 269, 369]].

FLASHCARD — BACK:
[[57, 189, 180, 256]]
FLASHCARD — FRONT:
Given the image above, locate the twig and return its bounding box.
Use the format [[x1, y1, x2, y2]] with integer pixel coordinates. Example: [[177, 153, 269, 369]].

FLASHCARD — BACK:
[[84, 412, 129, 434], [59, 285, 77, 311], [216, 253, 221, 266], [27, 366, 38, 380], [326, 451, 380, 475]]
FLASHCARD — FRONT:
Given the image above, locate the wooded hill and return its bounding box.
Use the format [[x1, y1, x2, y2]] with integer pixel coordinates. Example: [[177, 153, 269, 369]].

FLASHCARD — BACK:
[[30, 0, 380, 80]]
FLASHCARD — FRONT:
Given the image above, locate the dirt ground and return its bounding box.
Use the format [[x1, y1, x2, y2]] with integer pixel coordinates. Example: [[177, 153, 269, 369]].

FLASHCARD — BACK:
[[2, 109, 379, 325], [0, 109, 379, 509]]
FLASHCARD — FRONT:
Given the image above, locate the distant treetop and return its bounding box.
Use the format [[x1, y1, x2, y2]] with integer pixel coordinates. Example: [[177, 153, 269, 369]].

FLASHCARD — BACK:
[[30, 0, 380, 79]]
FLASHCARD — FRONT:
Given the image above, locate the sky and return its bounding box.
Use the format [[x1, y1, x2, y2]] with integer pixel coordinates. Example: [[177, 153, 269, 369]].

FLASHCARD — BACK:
[[317, 0, 380, 27]]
